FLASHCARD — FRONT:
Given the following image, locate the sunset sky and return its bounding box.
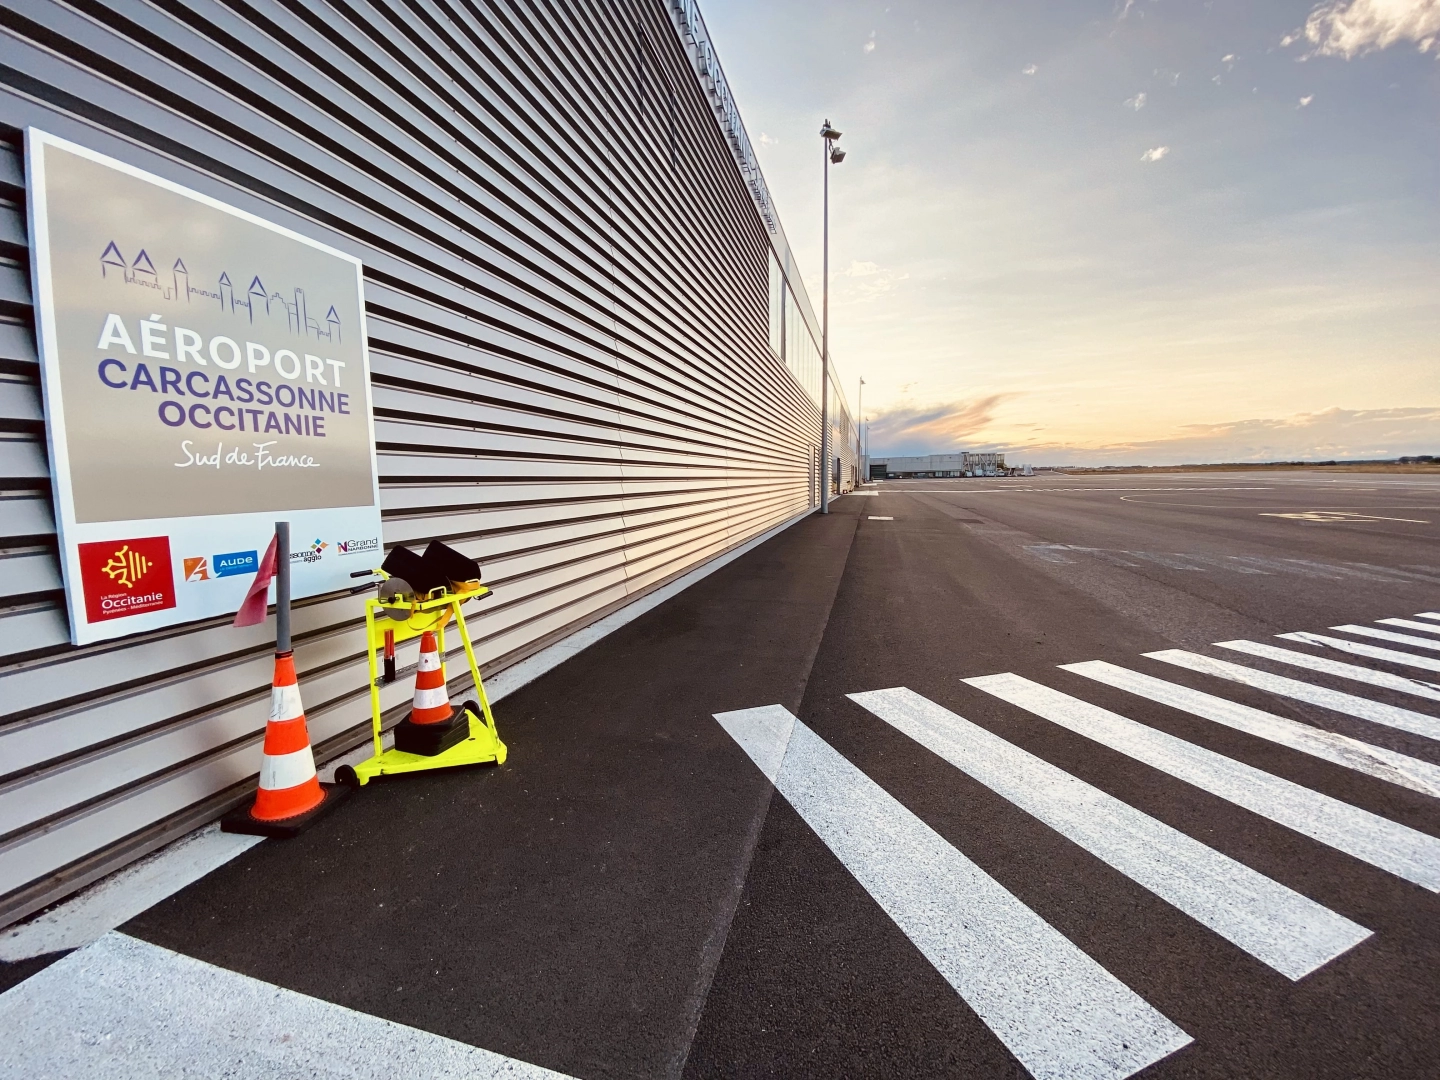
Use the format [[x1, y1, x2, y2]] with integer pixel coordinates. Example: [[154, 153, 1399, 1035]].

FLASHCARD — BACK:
[[703, 0, 1440, 465]]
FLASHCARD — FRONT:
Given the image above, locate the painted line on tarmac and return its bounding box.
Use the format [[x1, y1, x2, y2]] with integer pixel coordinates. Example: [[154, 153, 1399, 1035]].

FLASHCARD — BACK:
[[868, 516, 895, 520], [1332, 625, 1440, 652], [1279, 632, 1440, 674], [1215, 640, 1440, 704], [1416, 612, 1440, 622], [714, 704, 1191, 1080], [964, 674, 1440, 892], [848, 688, 1368, 981], [1380, 618, 1440, 636], [1066, 660, 1440, 798], [1137, 652, 1440, 744], [0, 931, 571, 1079], [0, 826, 262, 962], [890, 486, 1272, 494]]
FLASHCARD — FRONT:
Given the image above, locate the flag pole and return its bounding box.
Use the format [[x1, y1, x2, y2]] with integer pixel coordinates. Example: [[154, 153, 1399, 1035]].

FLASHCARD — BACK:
[[274, 520, 290, 654]]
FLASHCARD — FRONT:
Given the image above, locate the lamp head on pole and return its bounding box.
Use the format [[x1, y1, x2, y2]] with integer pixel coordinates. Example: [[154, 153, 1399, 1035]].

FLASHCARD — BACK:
[[820, 120, 842, 140], [829, 146, 846, 164]]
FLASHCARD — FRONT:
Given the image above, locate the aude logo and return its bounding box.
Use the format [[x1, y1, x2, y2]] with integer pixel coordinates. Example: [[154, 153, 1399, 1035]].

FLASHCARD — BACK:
[[213, 550, 258, 578], [182, 550, 258, 582]]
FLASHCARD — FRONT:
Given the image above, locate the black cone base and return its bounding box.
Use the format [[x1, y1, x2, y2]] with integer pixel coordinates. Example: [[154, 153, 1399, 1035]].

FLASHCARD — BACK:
[[393, 712, 469, 756], [220, 782, 353, 839]]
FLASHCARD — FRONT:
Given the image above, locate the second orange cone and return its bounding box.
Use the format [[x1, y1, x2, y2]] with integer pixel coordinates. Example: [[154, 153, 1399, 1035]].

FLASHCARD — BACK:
[[393, 630, 469, 756]]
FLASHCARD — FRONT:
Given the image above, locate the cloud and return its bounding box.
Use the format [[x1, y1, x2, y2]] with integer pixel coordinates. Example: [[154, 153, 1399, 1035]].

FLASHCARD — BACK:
[[1298, 94, 1315, 107], [864, 30, 876, 54], [1140, 145, 1170, 162], [839, 261, 909, 302], [1008, 407, 1440, 466], [1022, 63, 1038, 75], [758, 131, 779, 146], [1221, 53, 1237, 68], [1117, 0, 1136, 20], [1124, 91, 1147, 110], [1295, 0, 1440, 58], [867, 396, 1012, 453]]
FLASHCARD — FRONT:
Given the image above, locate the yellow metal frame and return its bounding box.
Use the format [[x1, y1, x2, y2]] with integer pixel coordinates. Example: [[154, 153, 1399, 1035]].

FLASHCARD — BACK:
[[346, 583, 506, 786]]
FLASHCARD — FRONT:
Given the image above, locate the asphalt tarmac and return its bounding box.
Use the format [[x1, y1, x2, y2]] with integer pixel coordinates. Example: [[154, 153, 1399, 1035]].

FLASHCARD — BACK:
[[9, 471, 1440, 1079]]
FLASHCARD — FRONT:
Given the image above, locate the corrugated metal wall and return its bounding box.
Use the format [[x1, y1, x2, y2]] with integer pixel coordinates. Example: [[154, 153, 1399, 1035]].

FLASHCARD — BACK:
[[0, 0, 857, 928]]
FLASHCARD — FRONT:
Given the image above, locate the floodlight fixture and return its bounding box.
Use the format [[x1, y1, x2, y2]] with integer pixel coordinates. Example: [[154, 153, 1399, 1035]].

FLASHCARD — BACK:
[[820, 120, 842, 140], [829, 146, 846, 164]]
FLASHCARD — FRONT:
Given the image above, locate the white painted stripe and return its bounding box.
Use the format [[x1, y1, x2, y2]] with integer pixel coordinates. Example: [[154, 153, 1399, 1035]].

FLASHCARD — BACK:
[[848, 687, 1369, 980], [964, 674, 1440, 891], [716, 704, 1191, 1080], [1415, 612, 1440, 622], [1332, 624, 1440, 652], [1139, 651, 1440, 743], [868, 516, 894, 520], [0, 826, 262, 962], [258, 745, 317, 791], [412, 685, 449, 710], [1379, 618, 1440, 636], [418, 648, 442, 672], [0, 932, 573, 1079], [1066, 659, 1440, 798], [1278, 631, 1440, 674], [268, 682, 303, 723], [1215, 640, 1440, 704]]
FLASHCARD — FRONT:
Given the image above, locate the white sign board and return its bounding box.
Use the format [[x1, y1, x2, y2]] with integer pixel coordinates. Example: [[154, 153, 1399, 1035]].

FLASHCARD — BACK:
[[26, 129, 383, 645]]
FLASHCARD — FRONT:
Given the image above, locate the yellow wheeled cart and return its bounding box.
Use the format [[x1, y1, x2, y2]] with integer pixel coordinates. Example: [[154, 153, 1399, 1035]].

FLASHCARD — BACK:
[[335, 579, 506, 787]]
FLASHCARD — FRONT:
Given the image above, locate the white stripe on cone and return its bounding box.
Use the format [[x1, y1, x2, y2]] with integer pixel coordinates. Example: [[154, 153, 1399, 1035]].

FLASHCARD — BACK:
[[269, 684, 304, 723], [418, 649, 442, 672], [413, 686, 449, 710], [259, 747, 318, 791]]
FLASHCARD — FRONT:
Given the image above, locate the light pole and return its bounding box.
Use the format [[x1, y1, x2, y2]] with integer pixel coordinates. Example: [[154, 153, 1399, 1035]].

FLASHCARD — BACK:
[[820, 119, 844, 513], [857, 376, 865, 483]]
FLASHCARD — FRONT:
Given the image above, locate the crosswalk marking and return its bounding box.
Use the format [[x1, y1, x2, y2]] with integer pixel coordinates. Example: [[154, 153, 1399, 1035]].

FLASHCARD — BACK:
[[715, 704, 1192, 1080], [1332, 624, 1440, 652], [0, 932, 573, 1079], [1415, 612, 1440, 622], [963, 674, 1440, 892], [1062, 660, 1440, 799], [1214, 640, 1440, 704], [1278, 631, 1440, 674], [848, 687, 1369, 980], [1138, 650, 1440, 743], [1379, 618, 1440, 636]]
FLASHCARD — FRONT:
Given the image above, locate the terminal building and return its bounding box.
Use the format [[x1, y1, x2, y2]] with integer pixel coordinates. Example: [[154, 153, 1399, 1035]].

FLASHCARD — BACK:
[[0, 1, 860, 925], [869, 452, 1009, 479]]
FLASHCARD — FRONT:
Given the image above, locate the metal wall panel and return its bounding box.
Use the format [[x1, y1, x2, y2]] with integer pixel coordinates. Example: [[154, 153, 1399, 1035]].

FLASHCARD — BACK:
[[0, 0, 858, 927]]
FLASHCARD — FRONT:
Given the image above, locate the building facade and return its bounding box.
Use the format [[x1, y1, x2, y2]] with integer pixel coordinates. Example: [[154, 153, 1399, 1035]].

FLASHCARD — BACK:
[[0, 0, 858, 925], [869, 452, 1008, 479]]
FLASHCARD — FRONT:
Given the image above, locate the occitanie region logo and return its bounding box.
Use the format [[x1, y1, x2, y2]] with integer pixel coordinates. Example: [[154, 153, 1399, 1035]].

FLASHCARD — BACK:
[[79, 536, 176, 623]]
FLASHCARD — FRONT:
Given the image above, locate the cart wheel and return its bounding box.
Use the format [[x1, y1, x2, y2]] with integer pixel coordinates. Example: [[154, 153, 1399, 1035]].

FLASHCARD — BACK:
[[335, 764, 360, 788], [460, 699, 482, 721]]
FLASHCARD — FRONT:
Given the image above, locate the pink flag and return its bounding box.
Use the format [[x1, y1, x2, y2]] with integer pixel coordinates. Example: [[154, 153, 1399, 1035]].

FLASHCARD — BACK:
[[232, 533, 279, 628]]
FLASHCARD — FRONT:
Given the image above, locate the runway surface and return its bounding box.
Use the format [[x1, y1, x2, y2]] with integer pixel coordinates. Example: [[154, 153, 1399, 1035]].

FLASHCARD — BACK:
[[4, 471, 1440, 1079]]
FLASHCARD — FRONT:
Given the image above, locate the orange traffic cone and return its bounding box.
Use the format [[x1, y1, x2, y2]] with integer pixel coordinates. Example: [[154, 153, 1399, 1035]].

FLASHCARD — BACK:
[[222, 652, 349, 837], [393, 631, 469, 756], [409, 631, 453, 725]]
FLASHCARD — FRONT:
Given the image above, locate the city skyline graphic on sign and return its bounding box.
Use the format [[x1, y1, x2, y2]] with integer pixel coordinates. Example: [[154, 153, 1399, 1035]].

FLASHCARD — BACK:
[[98, 240, 343, 343]]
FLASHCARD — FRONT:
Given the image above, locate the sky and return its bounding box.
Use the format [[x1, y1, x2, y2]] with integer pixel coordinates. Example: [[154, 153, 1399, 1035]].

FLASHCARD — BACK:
[[700, 0, 1440, 465]]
